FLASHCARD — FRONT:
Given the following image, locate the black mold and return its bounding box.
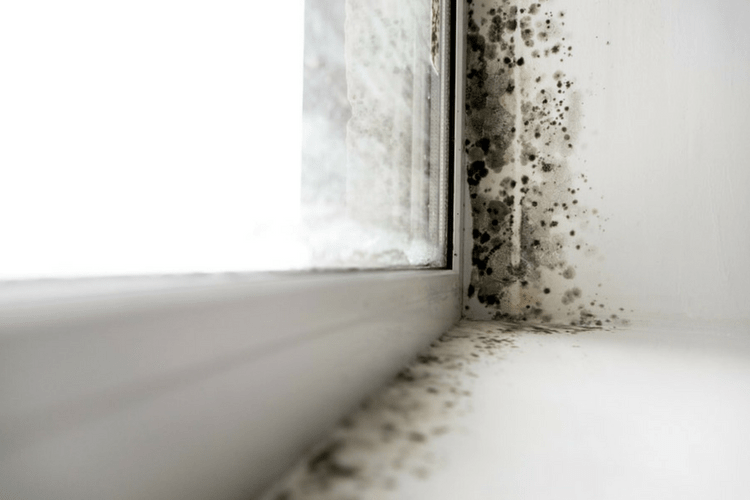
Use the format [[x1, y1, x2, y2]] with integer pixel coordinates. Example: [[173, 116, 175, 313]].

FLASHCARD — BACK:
[[306, 441, 358, 483], [462, 0, 625, 326]]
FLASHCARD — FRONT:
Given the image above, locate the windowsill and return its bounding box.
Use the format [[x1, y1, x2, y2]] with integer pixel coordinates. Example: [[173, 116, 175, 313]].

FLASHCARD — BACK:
[[261, 319, 750, 500], [0, 269, 461, 500]]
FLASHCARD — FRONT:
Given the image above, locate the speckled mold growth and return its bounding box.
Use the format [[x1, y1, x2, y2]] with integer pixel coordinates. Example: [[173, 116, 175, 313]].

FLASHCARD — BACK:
[[260, 321, 598, 500], [432, 0, 441, 72], [463, 0, 627, 327]]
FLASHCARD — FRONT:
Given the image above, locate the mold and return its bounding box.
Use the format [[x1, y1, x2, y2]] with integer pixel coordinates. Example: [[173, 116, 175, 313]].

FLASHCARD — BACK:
[[261, 321, 603, 500], [464, 0, 627, 326], [307, 442, 359, 480], [431, 0, 441, 72]]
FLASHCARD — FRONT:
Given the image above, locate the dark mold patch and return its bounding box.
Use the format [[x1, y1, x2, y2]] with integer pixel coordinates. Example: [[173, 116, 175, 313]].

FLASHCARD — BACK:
[[261, 321, 601, 499], [307, 442, 359, 480], [464, 0, 627, 327], [431, 0, 441, 72]]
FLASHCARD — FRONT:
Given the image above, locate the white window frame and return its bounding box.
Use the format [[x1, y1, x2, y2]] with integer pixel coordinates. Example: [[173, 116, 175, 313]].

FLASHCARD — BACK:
[[0, 1, 466, 499]]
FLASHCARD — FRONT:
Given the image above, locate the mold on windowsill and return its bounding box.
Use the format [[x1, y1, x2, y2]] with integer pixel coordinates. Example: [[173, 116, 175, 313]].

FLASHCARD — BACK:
[[261, 318, 750, 500], [259, 319, 600, 500]]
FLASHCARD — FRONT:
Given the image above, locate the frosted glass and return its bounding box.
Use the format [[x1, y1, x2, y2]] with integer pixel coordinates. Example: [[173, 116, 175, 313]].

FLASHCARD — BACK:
[[0, 0, 448, 279], [300, 0, 449, 268]]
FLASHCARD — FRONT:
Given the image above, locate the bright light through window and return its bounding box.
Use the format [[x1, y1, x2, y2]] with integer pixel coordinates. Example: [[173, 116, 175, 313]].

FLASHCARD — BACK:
[[0, 1, 305, 279], [0, 0, 449, 280]]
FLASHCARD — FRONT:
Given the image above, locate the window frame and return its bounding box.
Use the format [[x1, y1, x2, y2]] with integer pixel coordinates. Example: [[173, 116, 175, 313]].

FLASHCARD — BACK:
[[0, 0, 466, 498]]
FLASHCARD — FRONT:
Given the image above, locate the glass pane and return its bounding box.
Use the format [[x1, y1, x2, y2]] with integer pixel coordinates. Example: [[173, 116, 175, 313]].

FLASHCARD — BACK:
[[0, 0, 449, 280], [301, 0, 449, 268]]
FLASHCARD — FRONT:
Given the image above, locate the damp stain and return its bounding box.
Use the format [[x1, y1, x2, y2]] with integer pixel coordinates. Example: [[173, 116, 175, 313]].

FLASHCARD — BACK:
[[463, 0, 628, 327], [431, 0, 441, 72], [260, 321, 599, 500]]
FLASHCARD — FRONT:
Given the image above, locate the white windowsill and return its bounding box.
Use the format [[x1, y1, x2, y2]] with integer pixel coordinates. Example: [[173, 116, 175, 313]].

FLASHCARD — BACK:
[[261, 319, 750, 500], [0, 269, 461, 499]]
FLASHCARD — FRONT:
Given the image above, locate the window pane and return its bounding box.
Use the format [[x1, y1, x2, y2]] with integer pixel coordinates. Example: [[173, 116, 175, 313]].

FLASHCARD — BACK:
[[0, 0, 448, 279], [301, 0, 450, 268]]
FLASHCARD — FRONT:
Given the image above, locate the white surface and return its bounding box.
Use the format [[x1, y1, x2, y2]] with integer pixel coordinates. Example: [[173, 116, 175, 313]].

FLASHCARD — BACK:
[[439, 323, 750, 499], [430, 322, 750, 499], [0, 270, 460, 499], [264, 320, 750, 500], [558, 0, 750, 322]]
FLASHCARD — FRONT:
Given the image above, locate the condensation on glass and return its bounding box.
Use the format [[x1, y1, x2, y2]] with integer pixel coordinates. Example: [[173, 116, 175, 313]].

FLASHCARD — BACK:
[[0, 0, 450, 279], [300, 0, 451, 269]]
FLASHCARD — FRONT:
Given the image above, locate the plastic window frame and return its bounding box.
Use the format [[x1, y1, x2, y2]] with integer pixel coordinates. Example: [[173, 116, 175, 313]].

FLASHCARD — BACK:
[[0, 0, 466, 498]]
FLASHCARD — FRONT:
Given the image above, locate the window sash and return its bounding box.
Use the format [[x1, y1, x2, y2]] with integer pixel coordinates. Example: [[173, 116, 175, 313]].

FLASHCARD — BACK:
[[0, 0, 466, 498]]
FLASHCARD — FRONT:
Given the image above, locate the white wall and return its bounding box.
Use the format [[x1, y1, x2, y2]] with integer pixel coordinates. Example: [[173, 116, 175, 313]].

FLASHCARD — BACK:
[[463, 0, 750, 325], [563, 0, 750, 324]]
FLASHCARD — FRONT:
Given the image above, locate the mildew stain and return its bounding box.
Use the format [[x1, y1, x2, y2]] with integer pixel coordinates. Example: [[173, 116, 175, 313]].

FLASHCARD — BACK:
[[260, 321, 599, 500], [464, 0, 628, 327], [432, 0, 441, 73]]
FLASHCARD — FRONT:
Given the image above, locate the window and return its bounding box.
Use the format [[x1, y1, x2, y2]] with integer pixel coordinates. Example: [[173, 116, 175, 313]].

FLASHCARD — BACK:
[[1, 0, 449, 279], [300, 0, 451, 269], [0, 0, 465, 499], [0, 2, 305, 278]]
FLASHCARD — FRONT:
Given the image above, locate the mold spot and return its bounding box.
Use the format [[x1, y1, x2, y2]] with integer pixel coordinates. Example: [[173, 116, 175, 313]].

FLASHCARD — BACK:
[[307, 441, 358, 481], [462, 0, 621, 326]]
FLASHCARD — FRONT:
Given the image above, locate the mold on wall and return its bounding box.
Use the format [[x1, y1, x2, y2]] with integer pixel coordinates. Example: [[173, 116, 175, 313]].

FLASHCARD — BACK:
[[462, 0, 627, 326]]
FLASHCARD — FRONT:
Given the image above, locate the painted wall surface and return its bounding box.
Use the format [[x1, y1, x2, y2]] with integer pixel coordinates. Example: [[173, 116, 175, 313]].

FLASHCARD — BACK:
[[463, 0, 750, 325]]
